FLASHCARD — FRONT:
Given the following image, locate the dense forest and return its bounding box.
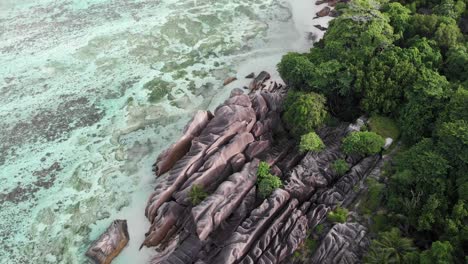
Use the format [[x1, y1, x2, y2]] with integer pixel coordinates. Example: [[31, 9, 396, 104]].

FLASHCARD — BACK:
[[278, 0, 468, 262]]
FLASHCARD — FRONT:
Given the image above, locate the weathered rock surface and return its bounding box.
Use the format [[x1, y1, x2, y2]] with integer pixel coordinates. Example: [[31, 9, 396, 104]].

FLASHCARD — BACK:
[[310, 223, 369, 264], [86, 220, 129, 264], [212, 189, 290, 264], [240, 198, 299, 263], [174, 133, 254, 205], [192, 160, 259, 240], [142, 202, 186, 248], [154, 110, 213, 176]]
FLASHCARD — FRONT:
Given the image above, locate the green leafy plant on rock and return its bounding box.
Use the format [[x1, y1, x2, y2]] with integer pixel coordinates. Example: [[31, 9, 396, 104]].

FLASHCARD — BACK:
[[257, 161, 282, 198], [331, 159, 349, 176], [189, 184, 208, 206], [315, 224, 324, 234], [342, 131, 385, 155], [327, 206, 349, 223], [299, 132, 325, 153], [257, 161, 271, 179]]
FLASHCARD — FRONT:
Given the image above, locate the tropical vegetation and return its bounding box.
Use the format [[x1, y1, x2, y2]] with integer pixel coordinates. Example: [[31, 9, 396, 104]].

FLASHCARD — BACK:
[[278, 0, 468, 260]]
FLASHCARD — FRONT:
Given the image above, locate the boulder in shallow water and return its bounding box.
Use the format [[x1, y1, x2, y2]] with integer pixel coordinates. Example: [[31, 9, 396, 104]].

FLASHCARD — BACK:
[[248, 71, 271, 91], [329, 9, 339, 17], [245, 72, 255, 79], [316, 6, 331, 17], [223, 76, 237, 86], [86, 220, 129, 264]]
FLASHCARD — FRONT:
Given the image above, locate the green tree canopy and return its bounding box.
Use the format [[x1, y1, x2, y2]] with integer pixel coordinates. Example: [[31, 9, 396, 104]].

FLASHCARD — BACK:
[[420, 241, 454, 264], [387, 139, 450, 231], [277, 52, 314, 89], [382, 2, 411, 38], [364, 228, 416, 264], [299, 132, 325, 153], [360, 46, 418, 114], [342, 131, 385, 155], [283, 91, 328, 137], [444, 45, 468, 82]]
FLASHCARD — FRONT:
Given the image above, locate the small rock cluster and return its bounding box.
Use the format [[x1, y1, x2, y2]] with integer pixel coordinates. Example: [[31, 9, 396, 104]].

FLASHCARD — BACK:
[[315, 0, 349, 21]]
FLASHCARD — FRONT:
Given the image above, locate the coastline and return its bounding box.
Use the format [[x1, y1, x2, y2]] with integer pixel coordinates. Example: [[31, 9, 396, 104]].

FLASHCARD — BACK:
[[111, 0, 338, 263]]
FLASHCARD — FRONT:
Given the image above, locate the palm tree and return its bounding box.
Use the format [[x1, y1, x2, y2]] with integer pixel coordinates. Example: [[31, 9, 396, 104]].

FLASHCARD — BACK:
[[364, 228, 416, 264]]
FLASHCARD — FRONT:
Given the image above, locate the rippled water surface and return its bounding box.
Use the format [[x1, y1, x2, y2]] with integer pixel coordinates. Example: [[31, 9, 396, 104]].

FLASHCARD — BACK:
[[0, 0, 324, 262]]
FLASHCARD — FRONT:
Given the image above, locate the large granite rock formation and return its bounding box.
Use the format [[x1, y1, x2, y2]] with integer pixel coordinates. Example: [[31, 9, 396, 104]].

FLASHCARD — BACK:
[[140, 73, 380, 264]]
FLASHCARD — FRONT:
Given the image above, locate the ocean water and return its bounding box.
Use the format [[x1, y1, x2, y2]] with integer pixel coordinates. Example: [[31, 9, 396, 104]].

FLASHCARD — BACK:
[[0, 0, 330, 263]]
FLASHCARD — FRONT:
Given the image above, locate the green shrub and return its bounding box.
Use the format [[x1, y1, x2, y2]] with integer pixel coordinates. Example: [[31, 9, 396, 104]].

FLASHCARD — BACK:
[[315, 224, 324, 234], [368, 115, 400, 139], [277, 52, 314, 88], [189, 185, 208, 206], [327, 206, 349, 223], [331, 159, 349, 176], [257, 161, 271, 179], [305, 238, 318, 252], [299, 132, 325, 153], [256, 161, 283, 198], [342, 131, 385, 155], [258, 176, 282, 198], [283, 91, 328, 137]]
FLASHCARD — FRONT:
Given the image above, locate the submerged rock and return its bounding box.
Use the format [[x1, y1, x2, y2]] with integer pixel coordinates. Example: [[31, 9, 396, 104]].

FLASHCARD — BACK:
[[85, 220, 129, 264]]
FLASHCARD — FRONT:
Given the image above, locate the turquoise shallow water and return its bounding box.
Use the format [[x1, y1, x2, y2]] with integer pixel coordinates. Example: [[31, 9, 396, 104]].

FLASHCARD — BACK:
[[0, 0, 316, 263]]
